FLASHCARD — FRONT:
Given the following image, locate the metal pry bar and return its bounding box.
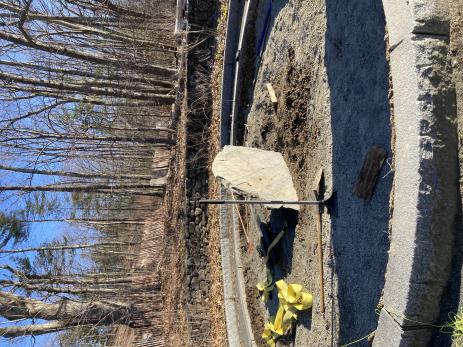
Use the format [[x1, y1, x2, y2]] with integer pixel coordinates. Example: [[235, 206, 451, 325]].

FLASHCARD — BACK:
[[198, 195, 333, 206]]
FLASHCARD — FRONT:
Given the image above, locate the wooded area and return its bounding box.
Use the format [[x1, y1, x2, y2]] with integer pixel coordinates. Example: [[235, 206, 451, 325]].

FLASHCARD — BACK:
[[0, 0, 177, 345]]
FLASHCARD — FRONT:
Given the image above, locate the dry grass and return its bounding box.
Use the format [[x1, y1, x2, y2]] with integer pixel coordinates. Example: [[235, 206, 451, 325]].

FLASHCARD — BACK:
[[158, 3, 228, 345], [205, 3, 228, 346], [159, 41, 190, 346]]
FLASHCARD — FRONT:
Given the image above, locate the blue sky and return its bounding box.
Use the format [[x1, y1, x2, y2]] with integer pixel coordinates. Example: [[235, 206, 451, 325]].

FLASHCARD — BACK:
[[0, 1, 142, 344], [0, 190, 69, 346]]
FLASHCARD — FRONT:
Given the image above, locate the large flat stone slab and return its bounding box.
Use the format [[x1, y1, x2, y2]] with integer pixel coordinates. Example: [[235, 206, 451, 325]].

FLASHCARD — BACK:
[[212, 146, 299, 210]]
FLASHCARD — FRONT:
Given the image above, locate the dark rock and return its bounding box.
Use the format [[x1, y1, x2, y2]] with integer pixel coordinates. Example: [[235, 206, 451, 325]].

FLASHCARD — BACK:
[[187, 258, 194, 267], [198, 269, 206, 280], [200, 280, 207, 292], [191, 277, 199, 290]]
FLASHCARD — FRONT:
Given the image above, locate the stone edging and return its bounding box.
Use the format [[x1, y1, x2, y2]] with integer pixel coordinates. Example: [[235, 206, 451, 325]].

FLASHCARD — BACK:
[[219, 1, 258, 346], [374, 1, 458, 346]]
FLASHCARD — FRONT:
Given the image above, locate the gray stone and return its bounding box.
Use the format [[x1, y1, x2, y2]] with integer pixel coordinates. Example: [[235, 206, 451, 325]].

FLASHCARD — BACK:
[[188, 222, 195, 234], [198, 269, 206, 280], [187, 258, 194, 267], [212, 146, 300, 210], [379, 32, 456, 328], [201, 214, 207, 226], [193, 290, 201, 302], [189, 239, 197, 249], [374, 309, 433, 346], [374, 2, 457, 346], [191, 277, 199, 290], [383, 0, 449, 46], [201, 227, 207, 237], [194, 207, 202, 216], [193, 254, 201, 264], [200, 280, 207, 292]]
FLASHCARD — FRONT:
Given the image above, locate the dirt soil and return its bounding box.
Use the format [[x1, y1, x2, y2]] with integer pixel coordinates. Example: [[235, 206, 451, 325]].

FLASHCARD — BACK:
[[239, 0, 394, 345], [431, 1, 463, 346]]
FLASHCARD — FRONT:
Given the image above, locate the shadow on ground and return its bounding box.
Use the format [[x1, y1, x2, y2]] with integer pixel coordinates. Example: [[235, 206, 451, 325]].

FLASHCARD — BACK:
[[325, 0, 392, 344], [431, 198, 463, 346]]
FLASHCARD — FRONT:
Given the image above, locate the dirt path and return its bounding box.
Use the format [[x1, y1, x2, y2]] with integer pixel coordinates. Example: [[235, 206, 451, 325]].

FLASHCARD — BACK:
[[238, 0, 394, 345]]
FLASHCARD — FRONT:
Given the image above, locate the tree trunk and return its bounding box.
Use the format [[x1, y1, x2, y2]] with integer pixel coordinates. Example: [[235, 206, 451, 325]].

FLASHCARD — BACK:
[[0, 241, 138, 254], [0, 291, 131, 337], [21, 218, 145, 225], [0, 182, 163, 195], [0, 30, 175, 77], [0, 129, 174, 145], [0, 71, 174, 102], [0, 164, 152, 180], [0, 321, 70, 338]]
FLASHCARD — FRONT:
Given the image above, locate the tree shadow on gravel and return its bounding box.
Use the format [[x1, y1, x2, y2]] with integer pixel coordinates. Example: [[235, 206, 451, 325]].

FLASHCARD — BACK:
[[325, 0, 392, 345]]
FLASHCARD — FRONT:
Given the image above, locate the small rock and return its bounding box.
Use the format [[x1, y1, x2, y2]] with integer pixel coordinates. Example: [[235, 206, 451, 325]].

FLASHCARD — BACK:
[[198, 269, 206, 280], [191, 277, 199, 290], [194, 207, 203, 216]]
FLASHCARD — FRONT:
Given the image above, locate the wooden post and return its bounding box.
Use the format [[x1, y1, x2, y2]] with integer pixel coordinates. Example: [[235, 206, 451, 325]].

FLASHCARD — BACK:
[[266, 83, 278, 108]]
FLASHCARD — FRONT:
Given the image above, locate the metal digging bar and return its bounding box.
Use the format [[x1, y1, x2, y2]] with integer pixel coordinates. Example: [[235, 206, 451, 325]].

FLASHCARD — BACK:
[[199, 194, 334, 206]]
